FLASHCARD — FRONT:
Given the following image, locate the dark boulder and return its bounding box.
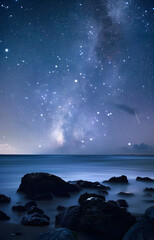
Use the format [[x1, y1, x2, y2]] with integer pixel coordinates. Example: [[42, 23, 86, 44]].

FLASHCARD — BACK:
[[12, 205, 26, 212], [136, 176, 154, 182], [27, 206, 44, 215], [0, 210, 10, 220], [54, 192, 70, 198], [56, 206, 81, 231], [106, 200, 119, 208], [144, 188, 154, 193], [117, 199, 128, 208], [56, 198, 136, 240], [17, 173, 79, 199], [122, 221, 154, 240], [39, 228, 77, 240], [21, 213, 50, 226], [34, 193, 53, 201], [78, 192, 105, 205], [76, 180, 110, 190], [144, 193, 152, 197], [57, 206, 66, 212], [104, 175, 128, 184], [144, 206, 154, 223], [122, 206, 154, 240], [0, 194, 11, 204], [118, 192, 134, 197], [10, 233, 22, 236], [25, 200, 37, 209], [98, 189, 109, 195], [143, 200, 154, 203]]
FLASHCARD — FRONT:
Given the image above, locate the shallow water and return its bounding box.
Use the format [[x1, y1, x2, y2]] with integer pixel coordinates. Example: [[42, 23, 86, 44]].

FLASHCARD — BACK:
[[0, 154, 154, 222]]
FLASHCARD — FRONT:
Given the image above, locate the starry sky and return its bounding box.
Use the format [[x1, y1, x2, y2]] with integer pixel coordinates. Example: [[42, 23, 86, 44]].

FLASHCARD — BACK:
[[0, 0, 154, 154]]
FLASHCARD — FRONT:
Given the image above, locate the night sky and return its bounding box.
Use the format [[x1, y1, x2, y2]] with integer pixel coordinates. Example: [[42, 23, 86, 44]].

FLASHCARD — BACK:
[[0, 0, 154, 154]]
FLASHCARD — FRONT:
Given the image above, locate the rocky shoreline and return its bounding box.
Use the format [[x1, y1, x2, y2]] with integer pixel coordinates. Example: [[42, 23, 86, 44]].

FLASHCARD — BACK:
[[0, 173, 154, 240]]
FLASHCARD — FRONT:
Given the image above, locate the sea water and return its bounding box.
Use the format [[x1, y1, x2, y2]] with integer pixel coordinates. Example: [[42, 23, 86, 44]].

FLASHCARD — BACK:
[[0, 155, 154, 222]]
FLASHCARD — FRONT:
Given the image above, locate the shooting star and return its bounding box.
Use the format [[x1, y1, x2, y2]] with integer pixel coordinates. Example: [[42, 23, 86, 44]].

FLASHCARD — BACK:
[[135, 111, 140, 125]]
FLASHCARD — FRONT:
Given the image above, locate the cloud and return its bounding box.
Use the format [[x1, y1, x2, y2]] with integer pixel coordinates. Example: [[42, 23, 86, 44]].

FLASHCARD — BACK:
[[115, 104, 136, 115], [133, 143, 153, 151], [0, 144, 16, 154]]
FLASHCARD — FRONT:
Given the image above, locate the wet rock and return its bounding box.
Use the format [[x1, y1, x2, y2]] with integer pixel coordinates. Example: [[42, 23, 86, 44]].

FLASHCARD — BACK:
[[21, 213, 50, 226], [118, 192, 134, 197], [107, 200, 120, 208], [104, 175, 128, 184], [76, 180, 110, 190], [18, 173, 79, 199], [57, 206, 66, 212], [136, 176, 154, 182], [27, 206, 44, 215], [34, 192, 53, 201], [12, 205, 26, 212], [56, 198, 136, 240], [54, 192, 70, 198], [144, 193, 152, 197], [25, 200, 37, 209], [0, 194, 11, 204], [39, 228, 77, 240], [117, 199, 128, 208], [144, 188, 154, 193], [78, 192, 105, 205], [97, 189, 109, 195], [143, 200, 154, 203], [0, 210, 10, 220], [10, 233, 22, 236], [144, 206, 154, 222], [56, 206, 81, 230], [122, 221, 154, 240]]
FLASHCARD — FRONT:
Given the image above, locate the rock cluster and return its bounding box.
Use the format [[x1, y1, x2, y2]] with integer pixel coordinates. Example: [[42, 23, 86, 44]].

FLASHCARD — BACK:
[[17, 172, 79, 199], [56, 196, 136, 240], [104, 175, 129, 184], [0, 194, 11, 203]]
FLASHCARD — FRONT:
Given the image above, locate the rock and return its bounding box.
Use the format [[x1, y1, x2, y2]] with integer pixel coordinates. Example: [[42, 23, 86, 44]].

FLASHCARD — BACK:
[[12, 205, 26, 212], [107, 200, 120, 208], [144, 193, 152, 197], [118, 192, 134, 197], [136, 176, 154, 182], [97, 189, 109, 195], [18, 173, 79, 199], [25, 200, 37, 209], [143, 200, 154, 203], [56, 206, 81, 230], [54, 192, 70, 198], [0, 210, 10, 220], [27, 206, 44, 215], [144, 188, 154, 193], [76, 180, 110, 190], [78, 192, 105, 205], [21, 213, 50, 226], [39, 228, 77, 240], [117, 199, 128, 208], [57, 206, 66, 212], [10, 233, 22, 236], [144, 206, 154, 222], [0, 194, 11, 203], [122, 221, 154, 240], [34, 193, 53, 201], [56, 198, 136, 240], [104, 175, 129, 184]]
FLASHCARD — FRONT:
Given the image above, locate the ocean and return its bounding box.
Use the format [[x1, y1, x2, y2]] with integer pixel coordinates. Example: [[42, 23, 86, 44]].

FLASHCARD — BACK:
[[0, 154, 154, 222]]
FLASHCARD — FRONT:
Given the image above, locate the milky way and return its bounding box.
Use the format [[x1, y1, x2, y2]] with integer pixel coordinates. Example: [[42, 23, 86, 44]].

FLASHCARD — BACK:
[[0, 0, 154, 154]]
